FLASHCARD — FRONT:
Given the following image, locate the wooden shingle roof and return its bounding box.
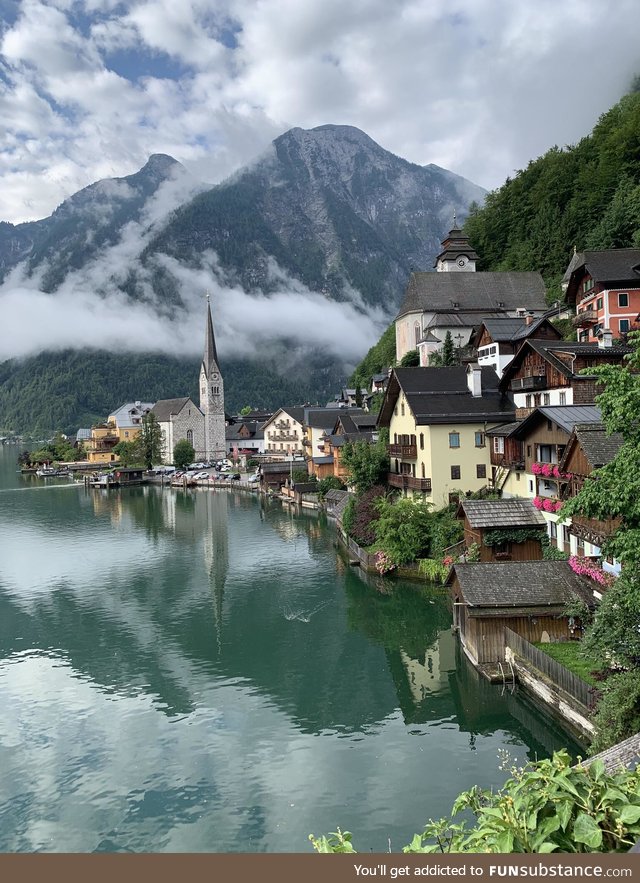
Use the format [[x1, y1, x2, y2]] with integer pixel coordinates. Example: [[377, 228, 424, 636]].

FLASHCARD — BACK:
[[459, 499, 546, 529], [448, 561, 593, 611]]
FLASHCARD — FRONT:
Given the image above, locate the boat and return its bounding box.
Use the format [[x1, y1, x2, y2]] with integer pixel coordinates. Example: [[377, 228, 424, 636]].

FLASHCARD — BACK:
[[36, 466, 62, 477]]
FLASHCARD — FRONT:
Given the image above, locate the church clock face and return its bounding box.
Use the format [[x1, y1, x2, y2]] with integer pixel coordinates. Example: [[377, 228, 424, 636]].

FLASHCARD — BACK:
[[457, 257, 467, 268], [211, 372, 219, 380]]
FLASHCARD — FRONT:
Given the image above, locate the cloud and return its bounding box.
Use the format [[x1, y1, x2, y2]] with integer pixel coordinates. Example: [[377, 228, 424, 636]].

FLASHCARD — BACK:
[[1, 0, 638, 223]]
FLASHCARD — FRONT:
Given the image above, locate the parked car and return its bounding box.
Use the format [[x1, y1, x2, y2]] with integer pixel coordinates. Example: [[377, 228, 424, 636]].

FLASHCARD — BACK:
[[230, 473, 241, 481], [192, 471, 210, 480]]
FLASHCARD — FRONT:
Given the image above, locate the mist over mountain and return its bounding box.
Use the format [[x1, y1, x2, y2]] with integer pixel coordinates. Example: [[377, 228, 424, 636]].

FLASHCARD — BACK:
[[0, 124, 485, 432]]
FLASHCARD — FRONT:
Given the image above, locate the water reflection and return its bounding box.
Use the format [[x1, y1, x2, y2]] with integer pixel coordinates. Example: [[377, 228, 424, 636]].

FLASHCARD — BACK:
[[0, 450, 582, 852]]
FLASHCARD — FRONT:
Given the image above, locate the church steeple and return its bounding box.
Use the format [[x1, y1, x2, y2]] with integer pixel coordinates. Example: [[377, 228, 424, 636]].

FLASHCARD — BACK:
[[199, 295, 226, 460], [433, 219, 480, 272]]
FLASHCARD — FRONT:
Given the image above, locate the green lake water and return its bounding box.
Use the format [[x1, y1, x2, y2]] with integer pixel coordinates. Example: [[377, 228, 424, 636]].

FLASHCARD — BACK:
[[0, 447, 582, 852]]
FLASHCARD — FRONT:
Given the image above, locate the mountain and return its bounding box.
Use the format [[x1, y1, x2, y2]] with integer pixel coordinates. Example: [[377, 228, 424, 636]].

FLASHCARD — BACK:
[[140, 124, 486, 309], [0, 124, 486, 433]]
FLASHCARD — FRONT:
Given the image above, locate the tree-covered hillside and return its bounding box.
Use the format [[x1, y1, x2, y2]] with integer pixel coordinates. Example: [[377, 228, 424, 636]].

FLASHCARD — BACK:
[[0, 349, 345, 435], [464, 86, 640, 301]]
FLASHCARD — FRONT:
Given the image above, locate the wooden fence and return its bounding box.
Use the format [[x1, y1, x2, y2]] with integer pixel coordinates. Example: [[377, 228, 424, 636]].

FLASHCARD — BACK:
[[505, 628, 598, 711]]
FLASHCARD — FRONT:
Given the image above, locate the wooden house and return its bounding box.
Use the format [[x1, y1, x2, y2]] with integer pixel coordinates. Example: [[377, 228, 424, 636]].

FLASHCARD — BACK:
[[457, 499, 547, 562], [113, 467, 145, 486], [470, 315, 562, 377], [499, 339, 632, 419], [447, 561, 593, 667], [559, 422, 623, 569]]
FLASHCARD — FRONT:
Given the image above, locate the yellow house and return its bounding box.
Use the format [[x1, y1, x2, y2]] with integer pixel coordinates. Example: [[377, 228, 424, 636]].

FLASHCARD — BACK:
[[378, 365, 516, 508], [85, 401, 154, 463]]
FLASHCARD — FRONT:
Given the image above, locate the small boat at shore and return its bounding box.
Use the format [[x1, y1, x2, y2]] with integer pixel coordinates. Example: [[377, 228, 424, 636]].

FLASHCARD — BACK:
[[36, 466, 68, 478]]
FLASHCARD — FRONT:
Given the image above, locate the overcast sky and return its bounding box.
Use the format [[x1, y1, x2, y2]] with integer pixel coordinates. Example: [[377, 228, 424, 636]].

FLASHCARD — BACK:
[[1, 0, 639, 225]]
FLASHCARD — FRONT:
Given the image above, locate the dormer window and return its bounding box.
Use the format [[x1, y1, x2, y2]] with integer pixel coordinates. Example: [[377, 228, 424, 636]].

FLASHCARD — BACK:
[[497, 301, 505, 308]]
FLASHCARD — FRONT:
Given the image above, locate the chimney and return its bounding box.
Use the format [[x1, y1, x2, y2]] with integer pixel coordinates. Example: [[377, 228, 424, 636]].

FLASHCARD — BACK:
[[467, 363, 482, 397], [598, 328, 613, 349], [525, 313, 534, 326]]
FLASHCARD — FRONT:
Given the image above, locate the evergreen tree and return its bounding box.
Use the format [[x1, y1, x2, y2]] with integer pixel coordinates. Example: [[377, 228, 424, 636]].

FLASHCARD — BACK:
[[441, 331, 456, 366], [134, 413, 164, 469]]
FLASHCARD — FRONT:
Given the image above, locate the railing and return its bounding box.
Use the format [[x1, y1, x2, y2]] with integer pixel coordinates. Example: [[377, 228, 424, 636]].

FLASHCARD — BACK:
[[504, 628, 598, 711], [572, 309, 598, 327], [388, 443, 417, 459], [387, 473, 432, 492], [269, 433, 299, 442], [510, 375, 547, 391]]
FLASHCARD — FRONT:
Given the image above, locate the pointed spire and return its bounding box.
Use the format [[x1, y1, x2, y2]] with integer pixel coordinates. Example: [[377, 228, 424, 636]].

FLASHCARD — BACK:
[[203, 292, 219, 375], [452, 208, 457, 227]]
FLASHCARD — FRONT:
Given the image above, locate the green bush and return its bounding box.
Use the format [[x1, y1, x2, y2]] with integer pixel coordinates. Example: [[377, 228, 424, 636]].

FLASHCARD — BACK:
[[311, 751, 640, 853]]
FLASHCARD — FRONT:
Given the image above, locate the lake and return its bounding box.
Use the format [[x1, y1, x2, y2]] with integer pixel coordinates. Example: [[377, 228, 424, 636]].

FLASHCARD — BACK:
[[0, 448, 581, 852]]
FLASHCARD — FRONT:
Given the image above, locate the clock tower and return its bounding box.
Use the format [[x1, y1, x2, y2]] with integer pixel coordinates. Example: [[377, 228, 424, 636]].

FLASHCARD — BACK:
[[200, 296, 226, 461], [433, 216, 479, 272]]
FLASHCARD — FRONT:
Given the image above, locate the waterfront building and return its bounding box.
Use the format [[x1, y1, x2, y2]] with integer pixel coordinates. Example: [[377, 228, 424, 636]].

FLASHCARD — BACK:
[[152, 397, 205, 462], [262, 408, 305, 457], [85, 400, 153, 463], [456, 498, 547, 562], [378, 364, 515, 508]]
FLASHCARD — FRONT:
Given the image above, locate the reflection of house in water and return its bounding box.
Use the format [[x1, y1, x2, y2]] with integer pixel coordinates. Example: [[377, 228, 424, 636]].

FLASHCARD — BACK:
[[90, 488, 123, 525], [400, 628, 457, 702]]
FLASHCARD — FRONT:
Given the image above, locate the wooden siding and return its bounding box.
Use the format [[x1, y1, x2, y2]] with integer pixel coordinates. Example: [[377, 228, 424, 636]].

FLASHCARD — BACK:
[[461, 518, 543, 562], [465, 613, 571, 665]]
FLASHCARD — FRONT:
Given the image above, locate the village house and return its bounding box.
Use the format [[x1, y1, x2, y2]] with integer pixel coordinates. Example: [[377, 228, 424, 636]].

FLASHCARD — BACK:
[[559, 422, 624, 578], [563, 247, 640, 343], [308, 410, 378, 480], [447, 560, 594, 667], [470, 315, 562, 377], [396, 224, 547, 362], [85, 400, 153, 463], [262, 407, 305, 457], [377, 364, 515, 508], [225, 420, 265, 457], [151, 397, 205, 463], [456, 498, 547, 562], [498, 337, 632, 418]]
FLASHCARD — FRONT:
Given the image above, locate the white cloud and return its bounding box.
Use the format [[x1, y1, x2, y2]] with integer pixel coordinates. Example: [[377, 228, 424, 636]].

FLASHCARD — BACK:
[[0, 0, 637, 223]]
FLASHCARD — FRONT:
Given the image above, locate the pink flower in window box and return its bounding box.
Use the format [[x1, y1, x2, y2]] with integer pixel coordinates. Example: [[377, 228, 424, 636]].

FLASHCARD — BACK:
[[552, 465, 561, 478], [540, 463, 553, 477], [533, 496, 544, 509], [531, 462, 543, 475]]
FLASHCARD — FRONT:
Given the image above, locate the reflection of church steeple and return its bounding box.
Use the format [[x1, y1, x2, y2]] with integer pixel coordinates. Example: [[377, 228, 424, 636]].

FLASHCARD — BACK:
[[202, 492, 229, 655]]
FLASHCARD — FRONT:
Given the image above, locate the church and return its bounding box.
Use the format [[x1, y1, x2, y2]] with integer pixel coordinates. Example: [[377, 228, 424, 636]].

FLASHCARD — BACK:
[[394, 223, 548, 364], [152, 298, 226, 463]]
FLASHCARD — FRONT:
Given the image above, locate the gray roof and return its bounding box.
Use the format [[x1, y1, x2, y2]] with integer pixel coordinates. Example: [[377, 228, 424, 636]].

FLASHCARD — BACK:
[[269, 407, 305, 425], [225, 422, 264, 441], [449, 561, 593, 609], [304, 407, 365, 430], [108, 401, 154, 427], [476, 315, 557, 343], [76, 428, 91, 440], [485, 421, 522, 437], [372, 373, 388, 383], [585, 732, 640, 773], [499, 339, 633, 390], [512, 405, 602, 439], [380, 366, 515, 426], [562, 248, 640, 285], [459, 499, 547, 529], [570, 423, 624, 469], [152, 397, 193, 422], [397, 271, 547, 320], [312, 456, 334, 465]]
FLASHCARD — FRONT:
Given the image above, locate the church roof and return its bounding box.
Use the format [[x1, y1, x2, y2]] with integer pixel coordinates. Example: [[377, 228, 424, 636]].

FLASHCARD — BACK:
[[152, 397, 194, 422], [396, 271, 547, 320], [202, 300, 220, 378]]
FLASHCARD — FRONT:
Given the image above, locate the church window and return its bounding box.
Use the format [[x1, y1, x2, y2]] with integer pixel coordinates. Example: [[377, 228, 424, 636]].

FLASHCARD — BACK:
[[187, 430, 193, 444], [212, 385, 220, 395], [414, 323, 421, 345]]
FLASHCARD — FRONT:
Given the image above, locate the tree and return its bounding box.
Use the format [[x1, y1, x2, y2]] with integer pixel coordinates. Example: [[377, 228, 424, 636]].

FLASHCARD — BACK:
[[341, 429, 389, 494], [559, 330, 640, 748], [173, 438, 195, 470], [134, 412, 164, 469], [399, 349, 419, 367], [441, 331, 456, 366], [113, 440, 141, 467], [374, 497, 434, 565], [239, 406, 253, 416]]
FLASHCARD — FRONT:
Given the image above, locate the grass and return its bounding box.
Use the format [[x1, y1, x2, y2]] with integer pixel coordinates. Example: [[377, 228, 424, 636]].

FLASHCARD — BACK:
[[533, 641, 602, 686]]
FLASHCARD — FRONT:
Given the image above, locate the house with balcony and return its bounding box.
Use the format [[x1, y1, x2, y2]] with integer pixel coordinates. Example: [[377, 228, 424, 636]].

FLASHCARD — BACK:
[[308, 410, 378, 481], [562, 248, 640, 343], [396, 224, 547, 362], [558, 422, 624, 578], [84, 400, 154, 463], [377, 364, 515, 508], [469, 315, 562, 377], [262, 408, 305, 457], [498, 338, 632, 418]]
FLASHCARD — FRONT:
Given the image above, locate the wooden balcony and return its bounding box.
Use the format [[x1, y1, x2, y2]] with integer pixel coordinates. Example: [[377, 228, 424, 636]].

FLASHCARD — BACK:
[[388, 473, 432, 492], [572, 309, 598, 327], [388, 443, 417, 459], [510, 375, 547, 391]]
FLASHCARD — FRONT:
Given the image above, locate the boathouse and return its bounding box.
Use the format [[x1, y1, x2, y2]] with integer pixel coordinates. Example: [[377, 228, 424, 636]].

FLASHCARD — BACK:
[[456, 498, 547, 562], [447, 560, 593, 667]]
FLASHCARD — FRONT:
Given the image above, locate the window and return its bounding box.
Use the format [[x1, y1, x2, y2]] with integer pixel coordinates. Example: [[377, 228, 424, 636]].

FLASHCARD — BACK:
[[475, 431, 485, 447], [549, 521, 557, 539], [476, 464, 486, 479], [619, 292, 629, 307], [534, 394, 541, 407], [596, 297, 603, 311], [525, 394, 533, 408], [419, 433, 424, 450], [583, 278, 594, 292], [543, 394, 550, 406], [620, 319, 630, 333], [451, 465, 461, 480], [559, 392, 566, 405], [401, 403, 405, 416], [449, 431, 460, 448], [529, 479, 534, 493], [493, 436, 504, 454], [415, 323, 421, 345], [187, 429, 193, 444]]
